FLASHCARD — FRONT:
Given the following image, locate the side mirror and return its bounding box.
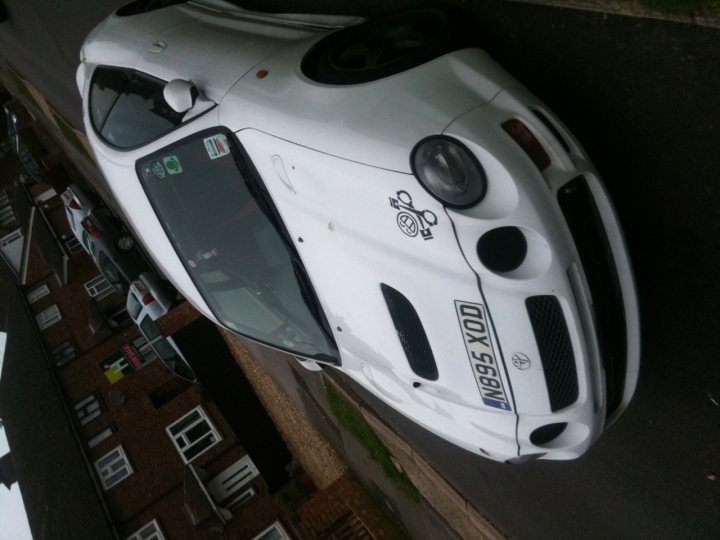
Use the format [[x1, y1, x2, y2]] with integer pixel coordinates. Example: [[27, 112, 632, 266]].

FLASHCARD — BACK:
[[76, 63, 87, 96], [163, 79, 198, 113], [294, 356, 324, 372]]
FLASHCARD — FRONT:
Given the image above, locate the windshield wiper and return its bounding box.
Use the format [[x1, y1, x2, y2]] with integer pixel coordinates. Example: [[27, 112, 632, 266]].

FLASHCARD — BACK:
[[237, 150, 338, 359], [290, 257, 335, 341]]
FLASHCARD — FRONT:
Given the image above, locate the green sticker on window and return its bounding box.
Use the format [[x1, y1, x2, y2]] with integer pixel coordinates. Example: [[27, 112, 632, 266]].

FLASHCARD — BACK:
[[163, 155, 183, 174]]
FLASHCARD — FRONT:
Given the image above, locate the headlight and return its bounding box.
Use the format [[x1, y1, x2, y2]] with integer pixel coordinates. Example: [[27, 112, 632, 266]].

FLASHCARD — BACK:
[[411, 137, 487, 208]]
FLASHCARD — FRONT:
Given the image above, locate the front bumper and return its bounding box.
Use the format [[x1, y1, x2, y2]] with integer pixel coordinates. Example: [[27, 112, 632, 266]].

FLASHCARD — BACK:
[[444, 88, 640, 460]]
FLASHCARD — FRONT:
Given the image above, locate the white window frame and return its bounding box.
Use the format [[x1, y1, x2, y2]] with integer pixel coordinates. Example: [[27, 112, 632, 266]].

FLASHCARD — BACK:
[[65, 236, 83, 254], [252, 522, 291, 540], [87, 427, 113, 449], [27, 284, 50, 304], [51, 339, 77, 367], [95, 445, 133, 491], [0, 190, 15, 227], [126, 519, 165, 540], [84, 274, 114, 300], [0, 204, 15, 227], [166, 406, 221, 464], [36, 304, 62, 330], [33, 187, 57, 205], [75, 393, 102, 426], [0, 228, 22, 247]]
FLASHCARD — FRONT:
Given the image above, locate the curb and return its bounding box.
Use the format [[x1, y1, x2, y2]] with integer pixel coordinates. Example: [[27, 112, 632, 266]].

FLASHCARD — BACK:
[[325, 375, 507, 540], [506, 0, 720, 28]]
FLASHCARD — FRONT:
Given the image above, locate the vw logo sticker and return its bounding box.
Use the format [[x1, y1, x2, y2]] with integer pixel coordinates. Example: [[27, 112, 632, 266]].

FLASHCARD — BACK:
[[511, 353, 531, 370], [389, 190, 437, 240]]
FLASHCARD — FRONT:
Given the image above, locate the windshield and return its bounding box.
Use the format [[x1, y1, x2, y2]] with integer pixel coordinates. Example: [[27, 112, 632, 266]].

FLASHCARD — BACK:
[[137, 129, 338, 361]]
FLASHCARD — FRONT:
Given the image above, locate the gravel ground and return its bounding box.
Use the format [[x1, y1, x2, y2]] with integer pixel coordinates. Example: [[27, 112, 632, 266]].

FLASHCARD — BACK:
[[221, 330, 347, 490]]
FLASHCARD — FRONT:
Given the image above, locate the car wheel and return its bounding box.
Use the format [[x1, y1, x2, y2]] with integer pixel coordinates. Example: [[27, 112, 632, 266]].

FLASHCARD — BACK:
[[115, 235, 135, 252], [302, 6, 471, 85]]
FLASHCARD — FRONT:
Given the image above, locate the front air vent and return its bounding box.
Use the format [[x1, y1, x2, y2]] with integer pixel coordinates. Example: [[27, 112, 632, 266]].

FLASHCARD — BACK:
[[526, 295, 578, 411], [531, 109, 570, 153], [381, 284, 438, 380]]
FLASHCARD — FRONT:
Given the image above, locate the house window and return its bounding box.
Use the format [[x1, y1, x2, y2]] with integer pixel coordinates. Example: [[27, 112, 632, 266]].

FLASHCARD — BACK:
[[27, 284, 50, 304], [166, 406, 221, 463], [0, 228, 22, 247], [126, 519, 165, 540], [65, 236, 83, 254], [252, 522, 291, 540], [75, 394, 102, 426], [51, 339, 77, 367], [95, 445, 133, 490], [84, 275, 114, 300], [35, 304, 62, 330], [88, 427, 113, 449], [0, 190, 15, 227]]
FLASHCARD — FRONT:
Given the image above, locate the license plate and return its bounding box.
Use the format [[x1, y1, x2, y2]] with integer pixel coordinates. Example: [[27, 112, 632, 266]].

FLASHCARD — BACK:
[[455, 300, 512, 412]]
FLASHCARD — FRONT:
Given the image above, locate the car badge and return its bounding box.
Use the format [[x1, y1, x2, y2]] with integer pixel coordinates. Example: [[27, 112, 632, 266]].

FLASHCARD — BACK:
[[511, 353, 531, 370]]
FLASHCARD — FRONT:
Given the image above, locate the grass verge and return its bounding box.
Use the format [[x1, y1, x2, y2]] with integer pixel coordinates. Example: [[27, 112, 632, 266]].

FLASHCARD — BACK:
[[5, 68, 38, 108], [52, 110, 92, 160], [323, 376, 420, 503]]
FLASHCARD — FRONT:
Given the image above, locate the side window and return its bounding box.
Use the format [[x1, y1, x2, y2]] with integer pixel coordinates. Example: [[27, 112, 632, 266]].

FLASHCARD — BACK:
[[139, 315, 161, 342], [90, 67, 184, 149], [90, 68, 131, 133], [127, 292, 143, 321]]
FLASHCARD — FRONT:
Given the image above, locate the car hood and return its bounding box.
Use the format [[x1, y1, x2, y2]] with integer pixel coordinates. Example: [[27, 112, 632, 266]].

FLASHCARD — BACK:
[[221, 46, 520, 172], [239, 128, 520, 456]]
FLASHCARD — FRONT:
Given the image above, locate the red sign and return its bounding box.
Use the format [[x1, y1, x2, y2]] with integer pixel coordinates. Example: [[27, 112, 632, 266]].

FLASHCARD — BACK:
[[121, 343, 143, 369]]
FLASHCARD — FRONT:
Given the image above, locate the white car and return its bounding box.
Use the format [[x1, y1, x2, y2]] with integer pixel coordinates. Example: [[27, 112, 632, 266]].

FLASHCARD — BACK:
[[77, 1, 640, 462], [127, 271, 175, 322], [127, 274, 195, 382]]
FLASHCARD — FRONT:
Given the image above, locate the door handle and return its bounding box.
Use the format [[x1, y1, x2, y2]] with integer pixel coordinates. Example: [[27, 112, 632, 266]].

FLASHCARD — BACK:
[[148, 41, 167, 53]]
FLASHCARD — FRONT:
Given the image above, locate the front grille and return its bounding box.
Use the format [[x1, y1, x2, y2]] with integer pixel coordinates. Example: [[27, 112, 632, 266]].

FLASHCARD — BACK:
[[381, 284, 438, 380], [526, 295, 578, 411], [558, 176, 627, 418]]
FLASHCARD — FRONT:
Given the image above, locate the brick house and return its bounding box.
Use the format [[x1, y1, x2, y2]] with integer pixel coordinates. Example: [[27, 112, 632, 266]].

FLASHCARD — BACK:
[[0, 148, 293, 539]]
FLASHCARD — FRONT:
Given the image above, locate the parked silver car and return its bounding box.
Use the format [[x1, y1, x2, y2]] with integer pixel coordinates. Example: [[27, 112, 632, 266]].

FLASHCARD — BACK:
[[62, 183, 145, 295]]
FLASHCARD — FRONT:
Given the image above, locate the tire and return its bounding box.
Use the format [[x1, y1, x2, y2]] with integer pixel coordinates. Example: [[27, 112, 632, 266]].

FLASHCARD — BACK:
[[302, 6, 472, 85], [115, 235, 135, 252]]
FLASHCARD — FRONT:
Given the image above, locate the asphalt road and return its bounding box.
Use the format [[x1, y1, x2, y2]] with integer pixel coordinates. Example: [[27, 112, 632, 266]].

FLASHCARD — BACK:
[[0, 1, 718, 538]]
